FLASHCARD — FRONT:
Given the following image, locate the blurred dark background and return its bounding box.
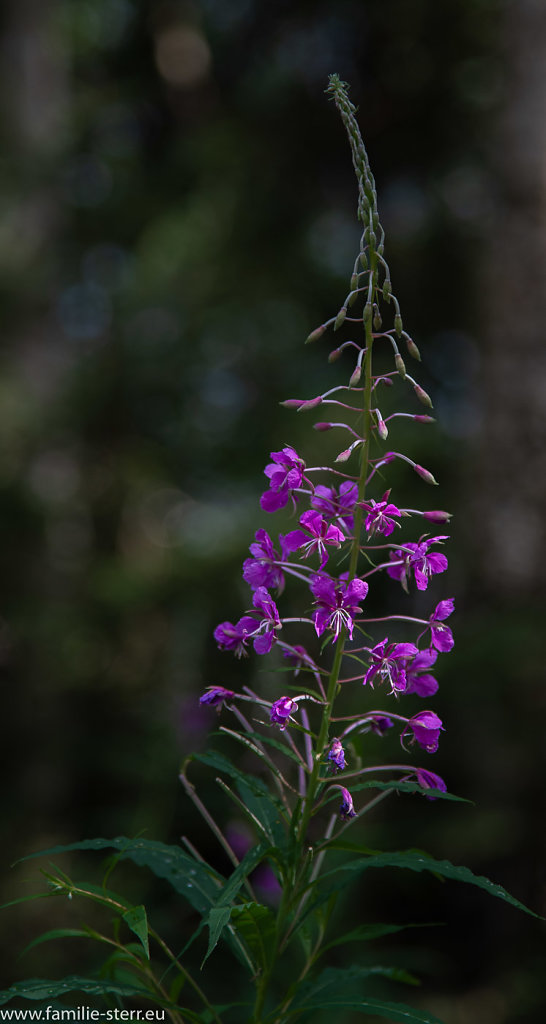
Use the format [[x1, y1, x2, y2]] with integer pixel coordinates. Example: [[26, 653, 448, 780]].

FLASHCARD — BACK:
[[1, 0, 545, 1021]]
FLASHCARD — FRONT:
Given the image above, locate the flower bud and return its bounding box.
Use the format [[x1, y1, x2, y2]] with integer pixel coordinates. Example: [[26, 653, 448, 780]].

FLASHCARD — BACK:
[[373, 308, 382, 330], [305, 323, 326, 344], [413, 384, 433, 408], [414, 464, 438, 486], [359, 251, 368, 269], [349, 365, 362, 386], [406, 337, 421, 361], [335, 446, 354, 463], [394, 313, 403, 337], [382, 279, 392, 300], [334, 307, 347, 331], [297, 396, 323, 412], [395, 353, 406, 378], [313, 421, 333, 432], [347, 290, 359, 308], [423, 509, 452, 523], [376, 416, 388, 441], [363, 301, 373, 324], [280, 398, 305, 408], [350, 273, 359, 291], [328, 347, 343, 362], [414, 414, 435, 423]]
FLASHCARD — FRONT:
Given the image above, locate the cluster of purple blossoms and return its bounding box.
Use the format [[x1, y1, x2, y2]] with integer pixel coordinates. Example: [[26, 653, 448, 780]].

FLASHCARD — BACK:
[[203, 423, 455, 818]]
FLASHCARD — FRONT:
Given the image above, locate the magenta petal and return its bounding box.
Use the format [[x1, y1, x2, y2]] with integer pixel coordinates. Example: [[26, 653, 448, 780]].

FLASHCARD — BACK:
[[254, 631, 274, 655], [283, 529, 309, 552], [260, 488, 289, 513], [431, 623, 454, 652], [432, 598, 455, 621], [407, 673, 439, 697]]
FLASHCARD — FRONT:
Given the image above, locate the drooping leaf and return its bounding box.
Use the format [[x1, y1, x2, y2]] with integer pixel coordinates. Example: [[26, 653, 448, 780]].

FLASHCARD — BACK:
[[20, 838, 224, 917], [347, 779, 471, 803], [0, 977, 153, 1007], [320, 921, 438, 955], [21, 929, 92, 957], [316, 849, 539, 918], [290, 995, 444, 1022], [290, 964, 420, 1009], [122, 905, 149, 960]]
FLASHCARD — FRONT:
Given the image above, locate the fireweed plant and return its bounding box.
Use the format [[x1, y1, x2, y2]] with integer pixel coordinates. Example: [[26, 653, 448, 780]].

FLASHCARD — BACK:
[[1, 77, 538, 1024]]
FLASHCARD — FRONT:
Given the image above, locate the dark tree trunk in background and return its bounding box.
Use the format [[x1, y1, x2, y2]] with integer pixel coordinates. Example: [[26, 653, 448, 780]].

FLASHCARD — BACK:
[[469, 0, 546, 596]]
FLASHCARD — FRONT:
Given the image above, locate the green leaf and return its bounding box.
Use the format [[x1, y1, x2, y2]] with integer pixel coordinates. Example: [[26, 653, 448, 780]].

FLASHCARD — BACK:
[[292, 996, 443, 1022], [21, 929, 91, 957], [202, 842, 273, 964], [0, 977, 154, 1007], [216, 840, 272, 906], [291, 964, 420, 1009], [193, 749, 288, 850], [317, 849, 540, 918], [347, 779, 471, 803], [320, 921, 438, 955], [122, 905, 150, 960], [20, 838, 224, 917], [202, 906, 233, 966], [230, 902, 276, 964]]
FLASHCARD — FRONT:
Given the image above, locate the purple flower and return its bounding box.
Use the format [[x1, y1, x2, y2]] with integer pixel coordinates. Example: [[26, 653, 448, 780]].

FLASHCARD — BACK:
[[199, 686, 235, 707], [327, 738, 346, 771], [363, 638, 419, 694], [405, 648, 439, 697], [387, 535, 449, 592], [270, 696, 298, 730], [241, 587, 282, 655], [370, 715, 394, 736], [428, 598, 455, 652], [214, 619, 251, 658], [361, 491, 402, 537], [283, 510, 345, 569], [311, 481, 359, 531], [260, 446, 305, 513], [243, 529, 285, 592], [402, 711, 444, 753], [339, 786, 356, 819], [415, 767, 447, 799], [310, 573, 369, 642]]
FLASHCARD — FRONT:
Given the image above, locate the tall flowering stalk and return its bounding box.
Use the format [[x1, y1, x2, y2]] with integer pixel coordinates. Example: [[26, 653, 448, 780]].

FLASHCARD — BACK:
[[202, 76, 454, 1017], [2, 76, 537, 1024]]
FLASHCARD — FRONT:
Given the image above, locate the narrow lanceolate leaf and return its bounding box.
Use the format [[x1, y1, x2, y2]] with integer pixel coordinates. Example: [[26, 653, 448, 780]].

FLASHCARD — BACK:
[[290, 965, 420, 1009], [319, 921, 437, 955], [122, 905, 150, 960], [0, 977, 153, 1007], [193, 749, 288, 851], [202, 906, 233, 966], [203, 843, 273, 964], [317, 849, 540, 918], [21, 929, 92, 957], [290, 995, 443, 1023], [346, 779, 471, 803], [216, 840, 272, 907], [19, 838, 224, 917]]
